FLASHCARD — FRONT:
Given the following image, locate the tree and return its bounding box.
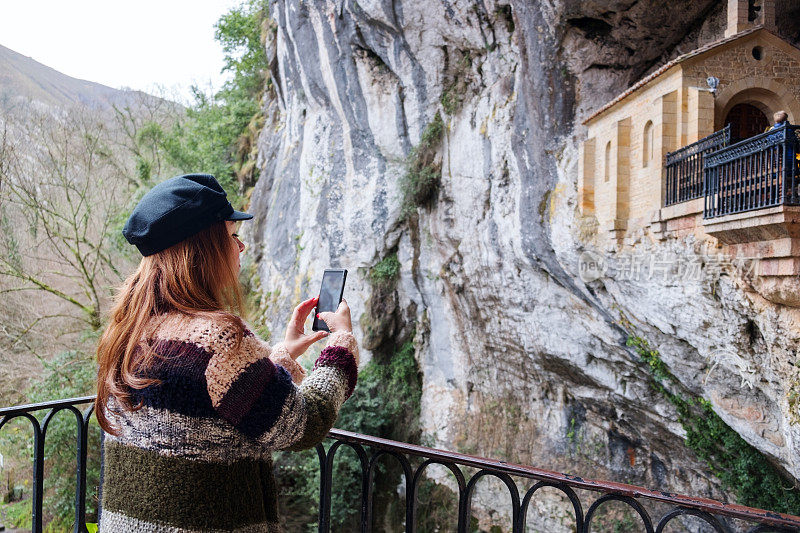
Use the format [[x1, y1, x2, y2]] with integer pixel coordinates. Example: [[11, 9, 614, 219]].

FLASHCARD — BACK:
[[162, 0, 270, 198], [0, 102, 132, 334], [109, 89, 183, 186]]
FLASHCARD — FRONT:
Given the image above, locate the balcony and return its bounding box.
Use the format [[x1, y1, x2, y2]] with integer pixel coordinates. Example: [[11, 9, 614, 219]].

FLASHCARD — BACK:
[[2, 396, 800, 532], [703, 125, 800, 220], [664, 125, 731, 207], [663, 125, 800, 220]]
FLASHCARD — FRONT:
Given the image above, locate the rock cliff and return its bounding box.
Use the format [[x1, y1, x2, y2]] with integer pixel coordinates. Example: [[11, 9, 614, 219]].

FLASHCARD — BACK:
[[248, 0, 800, 528]]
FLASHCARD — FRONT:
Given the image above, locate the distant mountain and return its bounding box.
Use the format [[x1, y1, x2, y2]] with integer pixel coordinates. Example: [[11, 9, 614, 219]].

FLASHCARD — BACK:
[[0, 43, 158, 110]]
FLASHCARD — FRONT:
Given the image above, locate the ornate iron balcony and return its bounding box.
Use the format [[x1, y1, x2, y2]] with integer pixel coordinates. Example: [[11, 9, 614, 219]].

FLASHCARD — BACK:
[[704, 125, 800, 218], [2, 396, 800, 532], [664, 125, 731, 207]]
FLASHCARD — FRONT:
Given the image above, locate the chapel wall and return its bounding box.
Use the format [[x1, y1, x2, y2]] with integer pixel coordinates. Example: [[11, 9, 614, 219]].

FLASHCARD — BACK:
[[681, 33, 800, 126], [582, 71, 683, 242]]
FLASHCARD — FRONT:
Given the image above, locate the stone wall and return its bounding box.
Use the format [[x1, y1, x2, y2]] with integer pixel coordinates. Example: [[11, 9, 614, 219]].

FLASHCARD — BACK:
[[683, 32, 800, 127], [582, 72, 682, 243]]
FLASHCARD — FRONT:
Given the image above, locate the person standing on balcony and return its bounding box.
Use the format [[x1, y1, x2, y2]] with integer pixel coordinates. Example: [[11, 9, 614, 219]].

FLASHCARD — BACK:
[[94, 173, 359, 533], [766, 111, 799, 181], [769, 110, 791, 130]]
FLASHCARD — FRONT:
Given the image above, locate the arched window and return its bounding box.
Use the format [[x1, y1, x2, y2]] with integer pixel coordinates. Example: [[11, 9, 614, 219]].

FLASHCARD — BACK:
[[643, 120, 654, 167], [604, 141, 611, 182]]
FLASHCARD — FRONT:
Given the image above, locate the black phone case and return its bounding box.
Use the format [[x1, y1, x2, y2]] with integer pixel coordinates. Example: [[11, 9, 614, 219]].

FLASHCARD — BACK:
[[312, 269, 348, 332]]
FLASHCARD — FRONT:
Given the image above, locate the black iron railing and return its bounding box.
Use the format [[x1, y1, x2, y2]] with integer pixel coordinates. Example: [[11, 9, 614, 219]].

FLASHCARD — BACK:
[[0, 396, 96, 533], [704, 125, 800, 218], [665, 124, 731, 206], [3, 396, 800, 532]]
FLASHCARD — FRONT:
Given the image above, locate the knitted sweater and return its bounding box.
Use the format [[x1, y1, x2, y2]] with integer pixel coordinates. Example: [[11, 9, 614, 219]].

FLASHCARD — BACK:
[[98, 312, 359, 532]]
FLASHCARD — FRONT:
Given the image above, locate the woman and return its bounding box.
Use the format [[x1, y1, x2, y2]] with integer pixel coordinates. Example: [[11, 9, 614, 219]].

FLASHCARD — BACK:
[[95, 173, 358, 532]]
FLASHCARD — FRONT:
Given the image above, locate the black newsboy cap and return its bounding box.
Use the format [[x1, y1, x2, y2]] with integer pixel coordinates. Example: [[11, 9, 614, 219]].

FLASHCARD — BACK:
[[122, 173, 253, 256]]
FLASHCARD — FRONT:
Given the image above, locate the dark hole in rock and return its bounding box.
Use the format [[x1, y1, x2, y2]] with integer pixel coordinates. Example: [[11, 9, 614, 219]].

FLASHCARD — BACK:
[[567, 17, 613, 40], [745, 318, 761, 346]]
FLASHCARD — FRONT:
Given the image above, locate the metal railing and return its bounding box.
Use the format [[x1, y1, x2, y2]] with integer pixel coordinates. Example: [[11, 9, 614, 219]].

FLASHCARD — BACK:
[[2, 396, 800, 532], [704, 125, 800, 218], [664, 125, 731, 206], [0, 396, 96, 533]]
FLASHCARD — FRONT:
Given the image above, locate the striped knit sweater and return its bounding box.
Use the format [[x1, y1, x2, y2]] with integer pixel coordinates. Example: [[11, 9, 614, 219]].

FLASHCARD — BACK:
[[99, 312, 359, 532]]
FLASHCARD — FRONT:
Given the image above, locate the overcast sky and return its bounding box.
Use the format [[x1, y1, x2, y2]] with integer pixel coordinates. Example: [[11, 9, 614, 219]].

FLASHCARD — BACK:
[[0, 0, 244, 103]]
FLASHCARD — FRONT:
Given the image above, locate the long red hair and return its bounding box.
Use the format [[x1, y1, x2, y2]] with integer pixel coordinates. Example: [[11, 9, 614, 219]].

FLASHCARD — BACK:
[[95, 221, 245, 434]]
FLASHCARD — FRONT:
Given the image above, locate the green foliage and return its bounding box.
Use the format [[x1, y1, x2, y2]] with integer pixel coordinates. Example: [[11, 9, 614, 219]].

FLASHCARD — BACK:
[[440, 50, 472, 116], [31, 349, 101, 531], [626, 335, 800, 514], [0, 346, 101, 532], [440, 87, 461, 116], [566, 416, 578, 444], [163, 0, 269, 206], [2, 499, 32, 528], [215, 0, 269, 99], [625, 335, 672, 384], [400, 113, 444, 218], [275, 341, 423, 530], [414, 478, 460, 532], [163, 89, 257, 205], [272, 447, 319, 533], [324, 340, 422, 528], [340, 341, 421, 439], [370, 253, 401, 286], [132, 120, 167, 184], [419, 113, 445, 152]]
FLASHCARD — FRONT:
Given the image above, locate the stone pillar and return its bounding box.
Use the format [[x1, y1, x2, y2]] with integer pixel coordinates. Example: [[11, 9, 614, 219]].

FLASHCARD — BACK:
[[659, 91, 678, 207], [762, 0, 776, 31], [610, 118, 631, 244], [726, 0, 749, 37], [579, 138, 596, 215], [726, 0, 776, 37], [687, 87, 716, 144]]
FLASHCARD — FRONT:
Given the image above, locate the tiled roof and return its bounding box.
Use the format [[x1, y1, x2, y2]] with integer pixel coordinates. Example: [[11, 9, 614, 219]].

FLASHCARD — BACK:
[[582, 26, 764, 125]]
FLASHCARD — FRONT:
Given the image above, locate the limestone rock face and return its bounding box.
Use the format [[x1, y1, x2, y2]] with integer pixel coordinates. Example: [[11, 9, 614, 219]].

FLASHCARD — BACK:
[[249, 0, 800, 527]]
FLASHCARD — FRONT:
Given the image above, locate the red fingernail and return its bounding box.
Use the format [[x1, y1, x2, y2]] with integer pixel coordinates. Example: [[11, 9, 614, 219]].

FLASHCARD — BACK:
[[316, 314, 319, 318]]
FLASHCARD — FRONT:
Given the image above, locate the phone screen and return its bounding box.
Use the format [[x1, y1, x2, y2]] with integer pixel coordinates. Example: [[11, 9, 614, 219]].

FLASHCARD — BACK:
[[312, 269, 347, 332]]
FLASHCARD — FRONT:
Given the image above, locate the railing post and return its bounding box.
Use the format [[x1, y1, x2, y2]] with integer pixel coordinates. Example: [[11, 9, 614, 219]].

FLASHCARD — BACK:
[[316, 443, 332, 533], [32, 416, 45, 533], [73, 406, 93, 533]]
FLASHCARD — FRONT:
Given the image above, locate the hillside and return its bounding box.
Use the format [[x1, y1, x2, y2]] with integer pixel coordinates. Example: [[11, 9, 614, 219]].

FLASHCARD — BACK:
[[0, 44, 180, 407], [0, 43, 154, 110]]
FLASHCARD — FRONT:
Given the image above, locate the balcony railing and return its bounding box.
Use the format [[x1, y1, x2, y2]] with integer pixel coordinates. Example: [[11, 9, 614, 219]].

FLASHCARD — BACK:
[[704, 125, 800, 218], [664, 124, 731, 206], [2, 396, 800, 532]]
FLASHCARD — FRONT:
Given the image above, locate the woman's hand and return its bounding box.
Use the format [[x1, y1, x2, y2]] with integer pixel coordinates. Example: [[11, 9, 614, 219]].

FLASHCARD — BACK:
[[317, 299, 352, 334], [284, 297, 329, 359]]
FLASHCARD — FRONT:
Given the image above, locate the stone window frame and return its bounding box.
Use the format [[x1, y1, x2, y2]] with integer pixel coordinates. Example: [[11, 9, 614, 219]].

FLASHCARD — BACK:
[[642, 120, 654, 168]]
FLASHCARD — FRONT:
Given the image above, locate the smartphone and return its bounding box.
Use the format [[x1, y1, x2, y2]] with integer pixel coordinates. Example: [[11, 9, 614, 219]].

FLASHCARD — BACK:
[[312, 269, 348, 332]]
